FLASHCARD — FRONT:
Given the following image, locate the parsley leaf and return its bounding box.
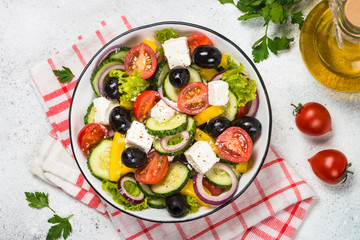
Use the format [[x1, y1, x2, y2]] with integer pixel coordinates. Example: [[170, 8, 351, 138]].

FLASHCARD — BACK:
[[53, 66, 75, 83], [25, 192, 55, 212], [252, 36, 269, 63], [47, 214, 73, 240], [291, 11, 304, 29], [219, 0, 235, 5]]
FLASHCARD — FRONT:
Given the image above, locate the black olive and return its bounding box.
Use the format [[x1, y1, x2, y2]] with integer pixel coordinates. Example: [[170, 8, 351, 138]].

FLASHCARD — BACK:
[[121, 147, 147, 168], [232, 116, 262, 140], [205, 117, 232, 138], [103, 77, 121, 100], [192, 45, 222, 69], [109, 106, 131, 134], [165, 193, 187, 217], [169, 66, 190, 88]]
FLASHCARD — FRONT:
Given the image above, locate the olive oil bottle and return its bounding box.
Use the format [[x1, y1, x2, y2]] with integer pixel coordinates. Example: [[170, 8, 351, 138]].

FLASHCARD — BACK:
[[300, 0, 360, 92]]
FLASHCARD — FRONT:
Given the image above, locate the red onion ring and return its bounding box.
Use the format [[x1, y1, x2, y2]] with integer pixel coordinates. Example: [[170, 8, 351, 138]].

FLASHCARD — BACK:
[[193, 163, 238, 205], [95, 45, 123, 68], [158, 86, 182, 112], [245, 90, 259, 117], [209, 70, 226, 82], [160, 130, 190, 152], [118, 175, 144, 204], [98, 64, 125, 97]]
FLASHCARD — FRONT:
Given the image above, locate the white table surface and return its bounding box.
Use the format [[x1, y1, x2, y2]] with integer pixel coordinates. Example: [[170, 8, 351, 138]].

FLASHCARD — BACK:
[[1, 0, 359, 239]]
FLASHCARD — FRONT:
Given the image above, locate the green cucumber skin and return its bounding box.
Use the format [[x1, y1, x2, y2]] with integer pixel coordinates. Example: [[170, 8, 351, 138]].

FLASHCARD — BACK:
[[150, 162, 189, 197], [84, 102, 95, 125], [148, 198, 166, 209], [90, 59, 124, 97], [108, 47, 130, 61], [145, 115, 188, 137], [204, 174, 232, 188], [137, 182, 160, 198], [155, 60, 170, 87], [87, 139, 113, 181], [220, 90, 238, 121], [204, 165, 234, 188]]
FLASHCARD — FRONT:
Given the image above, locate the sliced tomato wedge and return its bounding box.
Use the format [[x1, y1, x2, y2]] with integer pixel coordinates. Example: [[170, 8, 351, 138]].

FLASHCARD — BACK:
[[135, 151, 169, 184], [178, 82, 209, 115], [187, 34, 214, 55], [124, 42, 157, 79], [77, 123, 108, 155], [202, 178, 224, 196], [133, 90, 160, 122], [215, 127, 253, 163]]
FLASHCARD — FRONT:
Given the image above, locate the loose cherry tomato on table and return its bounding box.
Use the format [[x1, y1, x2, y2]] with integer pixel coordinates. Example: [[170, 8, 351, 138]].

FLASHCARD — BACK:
[[308, 149, 353, 184], [133, 90, 160, 122], [202, 178, 224, 196], [124, 42, 157, 79], [187, 34, 214, 55], [135, 150, 169, 184], [177, 82, 209, 115], [215, 127, 253, 163], [292, 102, 332, 136], [77, 123, 109, 155]]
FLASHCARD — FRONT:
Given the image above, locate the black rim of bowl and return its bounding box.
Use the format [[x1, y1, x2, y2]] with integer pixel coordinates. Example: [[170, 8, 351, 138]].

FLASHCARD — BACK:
[[69, 21, 272, 223]]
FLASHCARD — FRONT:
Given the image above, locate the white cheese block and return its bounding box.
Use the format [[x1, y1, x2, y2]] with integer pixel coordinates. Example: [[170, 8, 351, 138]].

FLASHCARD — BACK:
[[125, 121, 154, 153], [150, 99, 176, 123], [184, 141, 220, 174], [208, 80, 229, 106], [162, 37, 191, 69], [93, 97, 119, 125]]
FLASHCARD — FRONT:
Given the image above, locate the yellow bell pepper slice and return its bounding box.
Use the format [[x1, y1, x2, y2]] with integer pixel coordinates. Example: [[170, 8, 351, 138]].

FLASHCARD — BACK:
[[143, 40, 157, 52], [180, 179, 210, 206], [194, 129, 218, 154], [119, 100, 133, 110], [199, 68, 218, 81], [109, 132, 135, 181], [235, 161, 249, 173], [193, 106, 224, 126], [219, 54, 228, 69]]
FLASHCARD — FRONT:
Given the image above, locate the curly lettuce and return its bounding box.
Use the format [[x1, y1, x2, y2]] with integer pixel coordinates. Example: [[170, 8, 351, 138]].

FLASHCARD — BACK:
[[102, 180, 149, 211], [185, 195, 200, 214], [154, 28, 179, 44], [109, 70, 149, 103], [221, 65, 257, 107]]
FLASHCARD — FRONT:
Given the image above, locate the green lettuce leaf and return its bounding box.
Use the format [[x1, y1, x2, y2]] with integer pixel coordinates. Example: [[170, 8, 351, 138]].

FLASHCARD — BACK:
[[102, 180, 149, 211], [154, 28, 179, 44], [185, 195, 200, 214], [109, 70, 149, 103], [221, 65, 257, 106]]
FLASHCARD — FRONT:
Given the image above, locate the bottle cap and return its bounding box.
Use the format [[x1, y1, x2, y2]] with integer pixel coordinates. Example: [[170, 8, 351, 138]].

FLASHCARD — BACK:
[[344, 0, 360, 29]]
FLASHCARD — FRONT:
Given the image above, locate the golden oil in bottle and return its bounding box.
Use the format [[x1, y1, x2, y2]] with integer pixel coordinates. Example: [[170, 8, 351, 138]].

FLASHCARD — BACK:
[[300, 0, 360, 92]]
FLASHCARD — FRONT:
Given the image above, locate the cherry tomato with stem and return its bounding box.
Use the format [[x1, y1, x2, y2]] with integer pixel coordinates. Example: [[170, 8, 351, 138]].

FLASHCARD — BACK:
[[292, 102, 332, 136], [308, 149, 353, 184]]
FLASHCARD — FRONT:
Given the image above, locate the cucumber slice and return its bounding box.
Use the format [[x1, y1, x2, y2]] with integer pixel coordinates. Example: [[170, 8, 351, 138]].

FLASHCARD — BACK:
[[150, 162, 189, 197], [155, 60, 170, 87], [153, 117, 196, 156], [84, 102, 95, 125], [145, 114, 188, 137], [163, 67, 203, 102], [87, 139, 112, 180], [204, 166, 232, 188], [148, 197, 166, 209], [220, 90, 238, 121], [108, 47, 130, 62], [137, 182, 159, 198], [91, 59, 124, 96]]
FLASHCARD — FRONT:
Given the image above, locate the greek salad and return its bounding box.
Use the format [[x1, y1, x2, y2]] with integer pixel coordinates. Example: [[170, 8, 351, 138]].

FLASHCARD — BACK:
[[77, 28, 262, 218]]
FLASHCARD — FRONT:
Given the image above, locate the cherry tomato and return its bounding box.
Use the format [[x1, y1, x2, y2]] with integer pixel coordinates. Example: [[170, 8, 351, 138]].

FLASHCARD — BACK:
[[202, 178, 224, 196], [135, 151, 169, 184], [187, 34, 213, 55], [77, 123, 108, 155], [292, 102, 332, 136], [308, 149, 353, 184], [215, 127, 253, 163], [124, 42, 157, 79], [178, 82, 209, 115], [133, 90, 160, 122]]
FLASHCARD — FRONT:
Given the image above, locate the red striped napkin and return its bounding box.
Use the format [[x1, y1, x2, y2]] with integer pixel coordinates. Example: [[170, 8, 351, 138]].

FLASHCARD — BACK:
[[30, 15, 316, 240]]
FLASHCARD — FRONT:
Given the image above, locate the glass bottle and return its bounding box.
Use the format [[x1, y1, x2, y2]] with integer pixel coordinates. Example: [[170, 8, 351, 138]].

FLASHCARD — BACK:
[[300, 0, 360, 92]]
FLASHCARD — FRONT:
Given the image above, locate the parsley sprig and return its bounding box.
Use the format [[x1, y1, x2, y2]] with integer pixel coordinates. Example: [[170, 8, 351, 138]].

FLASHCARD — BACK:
[[53, 66, 75, 83], [25, 192, 73, 240], [219, 0, 305, 62]]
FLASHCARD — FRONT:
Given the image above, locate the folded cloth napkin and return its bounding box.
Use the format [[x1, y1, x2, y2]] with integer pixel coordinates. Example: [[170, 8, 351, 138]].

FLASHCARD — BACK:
[[29, 15, 316, 240]]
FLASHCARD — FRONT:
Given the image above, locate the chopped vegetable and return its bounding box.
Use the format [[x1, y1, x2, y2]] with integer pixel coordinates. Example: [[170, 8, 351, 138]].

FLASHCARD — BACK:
[[235, 161, 249, 173], [154, 28, 179, 44], [185, 195, 200, 214], [193, 106, 224, 126], [143, 40, 157, 52], [199, 68, 218, 81], [194, 128, 218, 154], [180, 179, 209, 206]]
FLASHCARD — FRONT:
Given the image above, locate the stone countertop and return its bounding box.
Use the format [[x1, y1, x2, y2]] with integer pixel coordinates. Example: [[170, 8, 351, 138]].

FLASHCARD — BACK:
[[1, 0, 359, 239]]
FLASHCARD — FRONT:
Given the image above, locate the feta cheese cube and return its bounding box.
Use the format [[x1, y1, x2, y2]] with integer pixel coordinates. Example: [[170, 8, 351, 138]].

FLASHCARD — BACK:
[[162, 37, 191, 69], [184, 141, 220, 174], [150, 99, 176, 123], [126, 121, 154, 153], [93, 97, 116, 125], [208, 80, 229, 106]]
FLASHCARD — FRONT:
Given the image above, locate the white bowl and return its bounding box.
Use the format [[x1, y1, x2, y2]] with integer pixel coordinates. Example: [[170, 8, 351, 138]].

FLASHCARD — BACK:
[[69, 21, 272, 223]]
